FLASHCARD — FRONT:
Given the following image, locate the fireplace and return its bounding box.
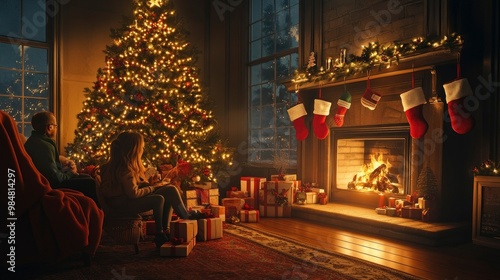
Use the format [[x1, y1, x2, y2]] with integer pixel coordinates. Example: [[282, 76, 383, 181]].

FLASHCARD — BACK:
[[333, 125, 411, 195], [331, 125, 411, 205]]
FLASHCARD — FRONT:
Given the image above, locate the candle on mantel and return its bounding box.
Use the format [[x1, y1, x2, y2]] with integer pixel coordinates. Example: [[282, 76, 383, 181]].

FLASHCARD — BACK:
[[378, 193, 386, 208]]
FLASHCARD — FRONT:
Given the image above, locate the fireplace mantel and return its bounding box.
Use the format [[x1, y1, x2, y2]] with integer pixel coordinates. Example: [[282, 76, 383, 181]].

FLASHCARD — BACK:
[[284, 49, 460, 92]]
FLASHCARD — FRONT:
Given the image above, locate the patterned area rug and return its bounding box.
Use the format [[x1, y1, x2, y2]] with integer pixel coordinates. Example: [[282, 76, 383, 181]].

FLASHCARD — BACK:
[[224, 223, 423, 280], [5, 224, 422, 280]]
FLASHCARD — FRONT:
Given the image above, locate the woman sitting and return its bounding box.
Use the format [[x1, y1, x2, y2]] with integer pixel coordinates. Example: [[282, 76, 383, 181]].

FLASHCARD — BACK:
[[99, 131, 190, 248]]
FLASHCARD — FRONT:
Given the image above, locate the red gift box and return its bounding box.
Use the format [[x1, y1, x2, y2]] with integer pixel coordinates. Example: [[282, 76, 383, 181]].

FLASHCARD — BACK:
[[197, 218, 223, 241], [240, 177, 266, 209]]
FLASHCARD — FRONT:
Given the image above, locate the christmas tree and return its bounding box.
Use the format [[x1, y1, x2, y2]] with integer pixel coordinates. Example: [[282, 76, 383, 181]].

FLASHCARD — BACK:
[[65, 0, 234, 184], [416, 167, 439, 200]]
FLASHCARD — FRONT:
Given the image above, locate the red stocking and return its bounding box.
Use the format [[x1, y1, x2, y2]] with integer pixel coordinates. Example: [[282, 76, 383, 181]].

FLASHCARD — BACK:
[[400, 87, 428, 139], [334, 91, 351, 127], [443, 78, 475, 134], [287, 103, 309, 141], [313, 99, 332, 139], [361, 78, 381, 110]]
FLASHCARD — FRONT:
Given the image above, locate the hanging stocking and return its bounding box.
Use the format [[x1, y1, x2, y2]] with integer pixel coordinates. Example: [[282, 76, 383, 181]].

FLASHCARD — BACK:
[[334, 90, 351, 127], [313, 99, 332, 139], [361, 76, 381, 110], [443, 57, 475, 134], [400, 87, 428, 138], [443, 78, 475, 134], [287, 103, 309, 141]]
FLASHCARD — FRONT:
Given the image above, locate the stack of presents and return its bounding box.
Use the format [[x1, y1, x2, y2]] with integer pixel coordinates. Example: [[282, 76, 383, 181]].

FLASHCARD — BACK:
[[375, 194, 437, 222], [223, 175, 327, 222], [142, 176, 328, 256]]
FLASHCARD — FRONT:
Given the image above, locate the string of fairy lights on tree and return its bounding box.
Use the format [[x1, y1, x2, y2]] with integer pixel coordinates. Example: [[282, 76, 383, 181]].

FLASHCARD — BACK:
[[292, 33, 463, 84], [65, 0, 233, 183]]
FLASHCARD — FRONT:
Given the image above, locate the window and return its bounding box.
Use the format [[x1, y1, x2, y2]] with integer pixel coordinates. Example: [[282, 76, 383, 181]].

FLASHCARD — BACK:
[[0, 0, 50, 137], [248, 0, 299, 165]]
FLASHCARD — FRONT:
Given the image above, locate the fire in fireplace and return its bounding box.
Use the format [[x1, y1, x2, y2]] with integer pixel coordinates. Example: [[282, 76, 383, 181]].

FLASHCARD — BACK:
[[332, 125, 411, 196]]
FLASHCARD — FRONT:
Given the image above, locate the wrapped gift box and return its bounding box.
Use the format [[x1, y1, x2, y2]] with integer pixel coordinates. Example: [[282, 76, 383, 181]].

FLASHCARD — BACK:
[[210, 205, 226, 221], [386, 207, 397, 216], [186, 188, 219, 206], [185, 190, 199, 208], [239, 210, 260, 223], [221, 198, 244, 210], [401, 206, 411, 218], [305, 192, 318, 204], [160, 238, 196, 257], [170, 219, 198, 242], [240, 177, 266, 209], [270, 174, 297, 181], [375, 207, 387, 215], [296, 192, 307, 204], [197, 218, 223, 241], [259, 204, 291, 217], [409, 208, 423, 219], [199, 188, 219, 205], [226, 190, 247, 198], [260, 181, 294, 205]]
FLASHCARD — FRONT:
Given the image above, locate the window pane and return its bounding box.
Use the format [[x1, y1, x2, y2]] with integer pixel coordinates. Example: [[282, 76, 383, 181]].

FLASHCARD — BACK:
[[276, 29, 290, 52], [0, 96, 22, 121], [261, 105, 274, 128], [250, 21, 262, 41], [275, 83, 287, 104], [250, 64, 261, 86], [262, 0, 275, 17], [24, 97, 48, 121], [277, 55, 290, 80], [25, 47, 48, 72], [0, 43, 22, 69], [261, 83, 273, 105], [260, 149, 273, 160], [251, 0, 262, 23], [250, 85, 261, 106], [250, 129, 261, 148], [276, 9, 288, 32], [277, 0, 290, 12], [25, 72, 48, 97], [0, 69, 22, 96], [276, 127, 290, 148], [250, 40, 261, 61], [262, 35, 274, 57], [276, 103, 289, 126], [250, 106, 261, 128], [0, 1, 21, 38], [261, 60, 274, 82], [23, 0, 47, 42], [261, 128, 274, 148]]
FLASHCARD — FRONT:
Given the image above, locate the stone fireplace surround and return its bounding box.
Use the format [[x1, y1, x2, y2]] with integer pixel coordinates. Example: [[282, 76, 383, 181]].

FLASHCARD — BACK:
[[292, 50, 467, 223]]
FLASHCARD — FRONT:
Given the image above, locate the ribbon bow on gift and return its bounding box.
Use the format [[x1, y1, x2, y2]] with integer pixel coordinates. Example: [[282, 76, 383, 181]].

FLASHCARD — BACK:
[[171, 237, 185, 245], [242, 203, 253, 210]]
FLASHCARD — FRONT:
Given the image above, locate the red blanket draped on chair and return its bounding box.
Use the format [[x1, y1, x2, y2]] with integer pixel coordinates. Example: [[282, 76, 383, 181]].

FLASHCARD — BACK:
[[0, 110, 104, 265]]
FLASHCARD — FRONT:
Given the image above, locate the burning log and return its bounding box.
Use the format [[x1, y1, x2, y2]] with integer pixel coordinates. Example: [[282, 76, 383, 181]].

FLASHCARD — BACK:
[[369, 164, 386, 182]]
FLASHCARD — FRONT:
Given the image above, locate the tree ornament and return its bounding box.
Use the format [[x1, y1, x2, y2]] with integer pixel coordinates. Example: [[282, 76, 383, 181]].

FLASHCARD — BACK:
[[334, 89, 351, 127], [313, 98, 332, 140], [287, 103, 309, 141], [400, 87, 428, 139]]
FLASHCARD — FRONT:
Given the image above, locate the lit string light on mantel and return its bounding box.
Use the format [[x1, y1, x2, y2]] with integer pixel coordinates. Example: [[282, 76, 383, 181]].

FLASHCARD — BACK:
[[66, 0, 234, 184], [291, 33, 463, 85]]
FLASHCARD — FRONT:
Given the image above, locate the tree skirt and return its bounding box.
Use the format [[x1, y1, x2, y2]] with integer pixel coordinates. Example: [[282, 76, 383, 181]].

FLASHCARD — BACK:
[[7, 224, 422, 280]]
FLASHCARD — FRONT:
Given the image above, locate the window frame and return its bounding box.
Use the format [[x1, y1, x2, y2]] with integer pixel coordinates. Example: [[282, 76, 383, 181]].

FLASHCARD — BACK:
[[247, 0, 300, 167], [0, 0, 54, 138]]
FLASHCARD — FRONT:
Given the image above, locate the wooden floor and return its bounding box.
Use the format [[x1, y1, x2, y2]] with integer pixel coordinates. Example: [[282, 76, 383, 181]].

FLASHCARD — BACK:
[[244, 217, 500, 280]]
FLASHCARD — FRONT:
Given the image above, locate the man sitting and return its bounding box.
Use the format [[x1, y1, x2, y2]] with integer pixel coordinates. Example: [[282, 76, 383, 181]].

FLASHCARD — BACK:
[[24, 111, 100, 207]]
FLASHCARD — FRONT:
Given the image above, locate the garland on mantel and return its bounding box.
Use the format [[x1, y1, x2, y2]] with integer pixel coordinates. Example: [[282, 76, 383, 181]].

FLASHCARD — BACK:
[[292, 33, 463, 85]]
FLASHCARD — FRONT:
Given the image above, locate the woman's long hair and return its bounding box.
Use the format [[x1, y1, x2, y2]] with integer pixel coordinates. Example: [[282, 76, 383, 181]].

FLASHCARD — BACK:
[[100, 131, 145, 191]]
